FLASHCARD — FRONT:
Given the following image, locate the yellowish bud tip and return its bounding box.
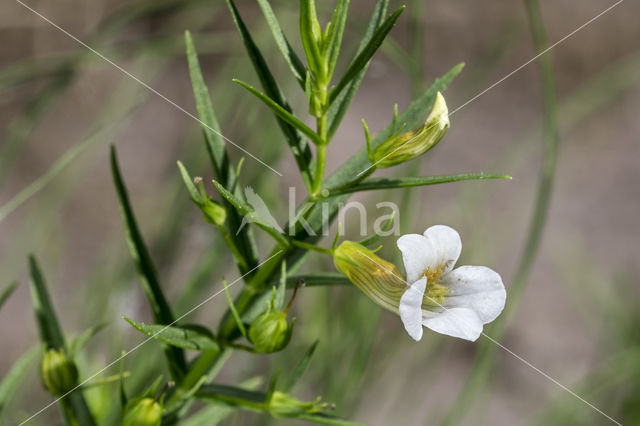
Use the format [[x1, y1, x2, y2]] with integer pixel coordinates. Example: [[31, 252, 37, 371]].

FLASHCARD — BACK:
[[371, 93, 450, 168]]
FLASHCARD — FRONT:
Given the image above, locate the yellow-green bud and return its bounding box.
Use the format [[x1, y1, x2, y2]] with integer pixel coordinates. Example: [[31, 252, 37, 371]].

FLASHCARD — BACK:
[[123, 398, 163, 426], [40, 348, 79, 396], [249, 309, 294, 354], [371, 92, 449, 168], [269, 391, 328, 418], [333, 241, 406, 313]]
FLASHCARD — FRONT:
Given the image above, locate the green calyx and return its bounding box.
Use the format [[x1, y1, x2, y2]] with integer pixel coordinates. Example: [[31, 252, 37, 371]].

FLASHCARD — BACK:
[[371, 92, 450, 168], [269, 391, 329, 418], [249, 288, 295, 353], [40, 347, 79, 397], [122, 397, 163, 426]]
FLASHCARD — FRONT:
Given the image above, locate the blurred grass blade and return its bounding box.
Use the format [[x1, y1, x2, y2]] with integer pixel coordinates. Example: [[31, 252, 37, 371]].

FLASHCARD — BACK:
[[223, 279, 248, 338], [0, 346, 39, 416], [281, 340, 318, 392], [0, 130, 97, 223], [233, 79, 323, 145], [324, 0, 349, 80], [212, 179, 289, 246], [326, 0, 389, 138], [329, 173, 511, 195], [329, 6, 405, 105], [0, 281, 18, 311], [281, 274, 350, 288], [255, 0, 307, 86], [185, 31, 259, 274], [28, 255, 66, 350], [124, 317, 220, 352], [110, 146, 187, 379], [70, 323, 108, 357], [227, 0, 313, 187]]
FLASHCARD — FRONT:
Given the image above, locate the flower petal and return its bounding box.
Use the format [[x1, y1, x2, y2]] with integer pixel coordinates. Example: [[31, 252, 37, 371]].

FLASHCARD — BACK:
[[423, 225, 462, 274], [440, 265, 506, 324], [397, 234, 433, 283], [422, 307, 483, 341], [399, 277, 427, 341]]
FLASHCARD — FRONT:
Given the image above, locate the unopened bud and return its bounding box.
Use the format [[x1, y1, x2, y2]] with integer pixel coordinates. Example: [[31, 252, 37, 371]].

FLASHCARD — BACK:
[[123, 398, 163, 426], [333, 241, 406, 313], [371, 92, 449, 168], [249, 310, 294, 354], [40, 348, 78, 396]]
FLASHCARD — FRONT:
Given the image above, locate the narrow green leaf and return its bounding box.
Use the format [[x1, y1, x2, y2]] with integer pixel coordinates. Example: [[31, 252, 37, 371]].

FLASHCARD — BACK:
[[28, 256, 65, 350], [0, 346, 39, 416], [124, 317, 220, 352], [197, 383, 266, 405], [177, 160, 202, 204], [281, 340, 319, 392], [0, 281, 18, 311], [275, 260, 287, 311], [227, 0, 313, 187], [328, 173, 511, 195], [298, 413, 365, 426], [324, 0, 349, 80], [280, 274, 350, 289], [212, 179, 289, 247], [255, 0, 307, 86], [233, 79, 323, 145], [110, 146, 187, 378], [329, 6, 405, 105], [28, 256, 96, 425], [326, 0, 389, 138], [299, 0, 324, 79], [222, 279, 248, 338], [185, 31, 259, 274], [184, 31, 234, 187]]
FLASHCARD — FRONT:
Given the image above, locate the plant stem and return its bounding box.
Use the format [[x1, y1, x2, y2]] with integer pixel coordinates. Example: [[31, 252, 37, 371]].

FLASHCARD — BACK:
[[439, 1, 559, 424]]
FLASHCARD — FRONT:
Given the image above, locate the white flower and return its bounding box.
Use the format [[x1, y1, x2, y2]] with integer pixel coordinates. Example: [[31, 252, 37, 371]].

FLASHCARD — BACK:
[[397, 225, 506, 341]]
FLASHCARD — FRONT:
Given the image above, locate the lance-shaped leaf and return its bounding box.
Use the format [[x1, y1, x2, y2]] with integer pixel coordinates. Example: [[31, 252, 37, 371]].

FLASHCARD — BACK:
[[124, 317, 220, 352], [233, 79, 323, 146], [326, 0, 389, 138], [227, 0, 313, 187], [212, 179, 289, 247], [255, 0, 307, 87], [329, 6, 405, 105], [185, 32, 258, 274], [299, 0, 324, 80], [28, 256, 96, 425], [323, 0, 349, 81], [110, 146, 187, 379], [281, 340, 318, 392], [327, 173, 511, 196], [28, 256, 65, 350], [70, 323, 108, 358], [0, 281, 18, 311]]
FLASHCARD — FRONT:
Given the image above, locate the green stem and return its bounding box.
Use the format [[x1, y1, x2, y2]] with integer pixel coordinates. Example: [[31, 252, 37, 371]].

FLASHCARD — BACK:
[[439, 1, 559, 425]]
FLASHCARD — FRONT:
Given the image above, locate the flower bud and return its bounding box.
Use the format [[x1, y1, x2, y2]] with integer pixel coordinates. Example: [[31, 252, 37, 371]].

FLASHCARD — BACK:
[[269, 391, 328, 418], [40, 348, 79, 396], [123, 398, 163, 426], [371, 92, 449, 168], [249, 309, 294, 354], [333, 241, 406, 313]]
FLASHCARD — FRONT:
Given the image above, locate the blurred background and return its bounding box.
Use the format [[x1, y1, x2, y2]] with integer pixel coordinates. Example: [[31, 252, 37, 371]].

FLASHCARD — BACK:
[[1, 0, 639, 424]]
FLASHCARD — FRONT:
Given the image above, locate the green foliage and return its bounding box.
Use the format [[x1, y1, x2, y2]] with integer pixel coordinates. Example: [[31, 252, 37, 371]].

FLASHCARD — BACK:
[[124, 317, 220, 352], [12, 1, 524, 425], [0, 281, 18, 312]]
